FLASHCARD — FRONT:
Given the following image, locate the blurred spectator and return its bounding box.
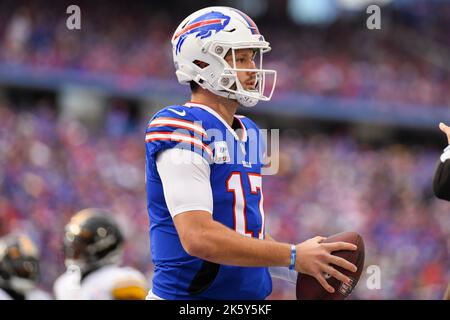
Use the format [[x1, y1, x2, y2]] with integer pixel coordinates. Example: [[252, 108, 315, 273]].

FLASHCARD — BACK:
[[1, 1, 450, 107]]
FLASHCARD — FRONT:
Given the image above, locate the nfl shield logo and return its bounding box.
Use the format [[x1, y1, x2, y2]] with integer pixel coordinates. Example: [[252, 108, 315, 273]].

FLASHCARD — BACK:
[[214, 141, 230, 164]]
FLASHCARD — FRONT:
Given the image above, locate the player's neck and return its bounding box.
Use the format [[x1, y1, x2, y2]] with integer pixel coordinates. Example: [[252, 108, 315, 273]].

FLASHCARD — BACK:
[[191, 89, 239, 126]]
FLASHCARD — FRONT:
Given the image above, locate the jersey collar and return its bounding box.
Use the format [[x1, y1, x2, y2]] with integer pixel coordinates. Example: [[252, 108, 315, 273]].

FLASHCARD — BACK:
[[185, 102, 247, 142]]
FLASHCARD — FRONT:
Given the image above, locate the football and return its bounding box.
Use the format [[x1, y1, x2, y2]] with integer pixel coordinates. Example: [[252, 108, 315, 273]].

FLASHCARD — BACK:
[[296, 231, 365, 300]]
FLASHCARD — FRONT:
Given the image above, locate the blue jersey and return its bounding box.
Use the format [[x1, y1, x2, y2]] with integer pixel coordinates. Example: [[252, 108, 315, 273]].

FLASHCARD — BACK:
[[145, 102, 271, 300]]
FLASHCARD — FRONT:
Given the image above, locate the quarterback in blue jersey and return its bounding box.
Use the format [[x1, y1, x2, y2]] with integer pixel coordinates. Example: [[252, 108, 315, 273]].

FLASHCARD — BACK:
[[145, 6, 358, 300]]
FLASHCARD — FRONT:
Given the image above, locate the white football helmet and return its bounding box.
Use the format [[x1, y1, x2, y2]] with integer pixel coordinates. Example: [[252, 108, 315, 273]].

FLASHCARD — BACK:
[[172, 6, 277, 107]]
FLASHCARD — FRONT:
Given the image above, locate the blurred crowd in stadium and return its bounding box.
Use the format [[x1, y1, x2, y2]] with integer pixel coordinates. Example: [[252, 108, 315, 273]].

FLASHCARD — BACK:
[[1, 101, 448, 299], [1, 0, 450, 107], [1, 0, 450, 300]]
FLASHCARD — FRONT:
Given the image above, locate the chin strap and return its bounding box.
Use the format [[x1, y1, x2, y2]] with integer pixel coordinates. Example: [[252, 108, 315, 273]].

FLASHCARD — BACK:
[[236, 93, 258, 107]]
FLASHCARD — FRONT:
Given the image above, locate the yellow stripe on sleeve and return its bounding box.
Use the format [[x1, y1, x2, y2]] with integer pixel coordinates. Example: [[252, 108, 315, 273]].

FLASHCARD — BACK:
[[112, 286, 147, 300]]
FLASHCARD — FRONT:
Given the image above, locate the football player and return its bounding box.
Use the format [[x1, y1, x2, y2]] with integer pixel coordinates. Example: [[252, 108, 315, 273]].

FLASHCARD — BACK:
[[145, 6, 357, 300], [0, 233, 51, 300], [432, 122, 450, 299], [433, 122, 450, 201], [53, 208, 148, 300]]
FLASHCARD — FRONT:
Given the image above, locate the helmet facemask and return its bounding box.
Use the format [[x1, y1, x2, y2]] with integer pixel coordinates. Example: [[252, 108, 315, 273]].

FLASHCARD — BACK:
[[197, 41, 277, 107], [63, 217, 124, 275]]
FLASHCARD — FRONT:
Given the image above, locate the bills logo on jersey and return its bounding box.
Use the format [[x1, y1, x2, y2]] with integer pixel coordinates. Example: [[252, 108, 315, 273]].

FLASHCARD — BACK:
[[173, 11, 230, 55], [214, 141, 230, 164]]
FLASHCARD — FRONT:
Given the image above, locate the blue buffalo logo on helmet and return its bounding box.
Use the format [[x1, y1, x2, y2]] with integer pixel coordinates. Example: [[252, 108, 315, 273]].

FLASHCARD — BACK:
[[173, 11, 231, 55]]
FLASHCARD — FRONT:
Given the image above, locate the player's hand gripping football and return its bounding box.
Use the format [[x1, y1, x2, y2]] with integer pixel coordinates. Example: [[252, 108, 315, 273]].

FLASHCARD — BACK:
[[295, 236, 358, 293]]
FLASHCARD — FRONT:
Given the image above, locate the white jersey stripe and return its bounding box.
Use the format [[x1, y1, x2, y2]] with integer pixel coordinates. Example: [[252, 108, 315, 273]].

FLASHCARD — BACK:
[[148, 117, 207, 137], [145, 132, 213, 158]]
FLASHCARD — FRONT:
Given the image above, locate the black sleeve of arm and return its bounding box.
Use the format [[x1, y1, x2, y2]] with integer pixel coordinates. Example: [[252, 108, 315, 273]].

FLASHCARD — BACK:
[[433, 159, 450, 201]]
